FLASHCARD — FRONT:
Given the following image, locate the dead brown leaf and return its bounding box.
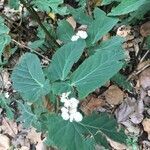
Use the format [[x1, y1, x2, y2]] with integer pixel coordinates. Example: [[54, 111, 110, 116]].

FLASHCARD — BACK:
[[26, 128, 41, 144], [115, 97, 144, 125], [107, 138, 127, 150], [66, 16, 76, 30], [139, 67, 150, 90], [116, 25, 131, 38], [142, 118, 150, 140], [2, 118, 18, 137], [0, 134, 10, 150], [104, 85, 124, 105], [140, 21, 150, 37], [81, 96, 105, 115]]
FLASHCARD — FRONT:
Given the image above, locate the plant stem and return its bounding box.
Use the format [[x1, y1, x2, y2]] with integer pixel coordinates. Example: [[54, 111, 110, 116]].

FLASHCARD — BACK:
[[19, 0, 59, 48]]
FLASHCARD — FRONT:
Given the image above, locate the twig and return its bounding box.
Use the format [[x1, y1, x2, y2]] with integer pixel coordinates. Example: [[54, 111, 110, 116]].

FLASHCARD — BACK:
[[12, 39, 51, 62], [19, 0, 59, 48], [127, 63, 150, 80], [140, 50, 150, 63]]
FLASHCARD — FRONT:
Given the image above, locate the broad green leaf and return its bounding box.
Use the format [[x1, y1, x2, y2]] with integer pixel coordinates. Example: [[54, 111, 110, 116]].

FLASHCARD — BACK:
[[70, 47, 124, 99], [111, 73, 133, 91], [48, 40, 86, 81], [31, 0, 68, 15], [108, 0, 147, 16], [46, 114, 95, 150], [126, 0, 150, 24], [82, 113, 127, 145], [52, 81, 72, 95], [94, 36, 124, 52], [45, 113, 127, 150], [17, 102, 39, 128], [12, 53, 50, 101], [87, 8, 118, 45], [57, 20, 74, 43], [69, 7, 93, 25], [8, 0, 20, 10], [0, 95, 14, 120]]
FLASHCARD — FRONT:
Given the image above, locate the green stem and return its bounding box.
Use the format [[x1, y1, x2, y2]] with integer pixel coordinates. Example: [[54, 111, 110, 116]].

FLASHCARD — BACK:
[[20, 0, 59, 48]]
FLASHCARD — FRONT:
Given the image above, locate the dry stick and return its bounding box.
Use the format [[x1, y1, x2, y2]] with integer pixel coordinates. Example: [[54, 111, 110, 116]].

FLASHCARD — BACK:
[[140, 50, 150, 63], [12, 39, 51, 62], [19, 0, 59, 49]]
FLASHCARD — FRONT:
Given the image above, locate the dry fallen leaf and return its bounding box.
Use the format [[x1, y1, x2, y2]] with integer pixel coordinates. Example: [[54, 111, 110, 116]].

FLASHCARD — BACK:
[[2, 118, 18, 137], [0, 69, 11, 90], [139, 67, 150, 90], [0, 134, 10, 150], [107, 138, 127, 150], [19, 146, 30, 150], [140, 21, 150, 37], [36, 139, 47, 150], [142, 118, 150, 140], [26, 127, 41, 144], [81, 96, 105, 115], [66, 16, 76, 30], [104, 85, 124, 105], [117, 25, 131, 38], [115, 97, 144, 125]]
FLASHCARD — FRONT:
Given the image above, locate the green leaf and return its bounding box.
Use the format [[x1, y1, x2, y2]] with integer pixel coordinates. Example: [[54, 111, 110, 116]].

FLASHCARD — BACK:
[[11, 53, 50, 102], [28, 39, 45, 49], [45, 113, 127, 150], [0, 95, 14, 120], [108, 0, 147, 16], [94, 36, 125, 52], [31, 0, 68, 15], [52, 81, 72, 95], [48, 40, 86, 81], [8, 0, 20, 10], [70, 47, 124, 99], [82, 113, 127, 145], [69, 7, 93, 25], [87, 8, 118, 45], [111, 73, 133, 91], [57, 20, 74, 43], [46, 114, 95, 150], [127, 1, 150, 23], [17, 102, 39, 128]]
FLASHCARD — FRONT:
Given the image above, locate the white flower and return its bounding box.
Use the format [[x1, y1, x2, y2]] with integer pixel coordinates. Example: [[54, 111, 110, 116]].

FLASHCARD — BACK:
[[61, 107, 68, 113], [60, 92, 83, 122], [61, 112, 70, 120], [69, 98, 79, 108], [76, 30, 88, 39], [60, 91, 71, 103], [73, 112, 83, 122], [69, 108, 77, 114], [71, 35, 80, 41], [69, 112, 83, 122]]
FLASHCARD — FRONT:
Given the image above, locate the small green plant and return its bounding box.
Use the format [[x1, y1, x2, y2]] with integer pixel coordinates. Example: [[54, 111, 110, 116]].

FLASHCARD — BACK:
[[1, 0, 150, 149]]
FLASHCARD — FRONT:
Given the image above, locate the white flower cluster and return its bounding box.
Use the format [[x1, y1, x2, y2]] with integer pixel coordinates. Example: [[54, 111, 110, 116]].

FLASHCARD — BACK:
[[71, 30, 88, 41], [60, 92, 83, 122]]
